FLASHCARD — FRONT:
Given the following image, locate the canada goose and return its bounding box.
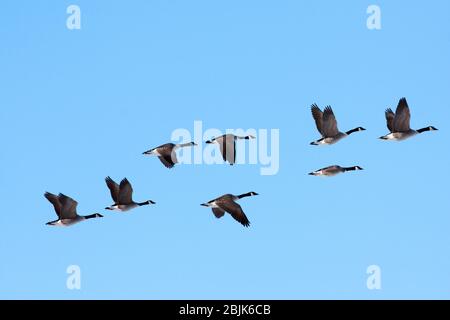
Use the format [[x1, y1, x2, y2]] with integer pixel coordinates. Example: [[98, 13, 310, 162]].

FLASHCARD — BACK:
[[380, 98, 438, 141], [44, 192, 103, 226], [310, 104, 366, 145], [201, 192, 258, 227], [205, 134, 255, 165], [143, 142, 197, 169], [105, 177, 155, 212], [308, 165, 363, 177]]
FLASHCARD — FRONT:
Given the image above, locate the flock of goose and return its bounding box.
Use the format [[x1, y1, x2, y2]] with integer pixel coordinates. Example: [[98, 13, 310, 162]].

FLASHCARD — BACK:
[[307, 97, 437, 177], [44, 97, 438, 228]]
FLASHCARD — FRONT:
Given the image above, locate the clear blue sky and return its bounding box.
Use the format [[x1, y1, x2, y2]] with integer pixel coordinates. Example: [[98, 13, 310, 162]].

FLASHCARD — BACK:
[[1, 0, 449, 299]]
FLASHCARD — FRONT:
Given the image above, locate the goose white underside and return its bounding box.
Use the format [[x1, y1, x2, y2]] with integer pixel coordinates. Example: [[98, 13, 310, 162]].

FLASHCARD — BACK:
[[381, 131, 418, 141], [312, 171, 339, 177], [48, 218, 83, 226], [313, 135, 346, 145], [109, 204, 139, 212]]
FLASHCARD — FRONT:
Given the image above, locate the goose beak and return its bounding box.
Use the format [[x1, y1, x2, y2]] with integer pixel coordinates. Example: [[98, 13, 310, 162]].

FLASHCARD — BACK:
[[200, 203, 208, 207]]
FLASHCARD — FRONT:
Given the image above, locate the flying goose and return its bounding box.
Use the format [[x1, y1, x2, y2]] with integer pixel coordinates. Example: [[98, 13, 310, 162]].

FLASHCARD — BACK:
[[201, 192, 258, 227], [105, 177, 155, 212], [44, 192, 103, 226], [143, 142, 197, 169], [310, 104, 366, 145], [205, 134, 255, 165], [308, 165, 363, 177], [380, 98, 438, 141]]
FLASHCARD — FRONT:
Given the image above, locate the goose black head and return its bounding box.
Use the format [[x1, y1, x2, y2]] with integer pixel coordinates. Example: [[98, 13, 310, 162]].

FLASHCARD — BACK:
[[142, 149, 153, 155], [205, 137, 216, 144]]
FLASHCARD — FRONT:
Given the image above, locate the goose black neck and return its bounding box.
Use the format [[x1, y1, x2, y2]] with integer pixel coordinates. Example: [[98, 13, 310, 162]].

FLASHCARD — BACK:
[[179, 142, 195, 147], [85, 214, 99, 219], [343, 167, 357, 172], [417, 127, 434, 133], [138, 201, 150, 206], [346, 128, 361, 135], [238, 192, 254, 199]]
